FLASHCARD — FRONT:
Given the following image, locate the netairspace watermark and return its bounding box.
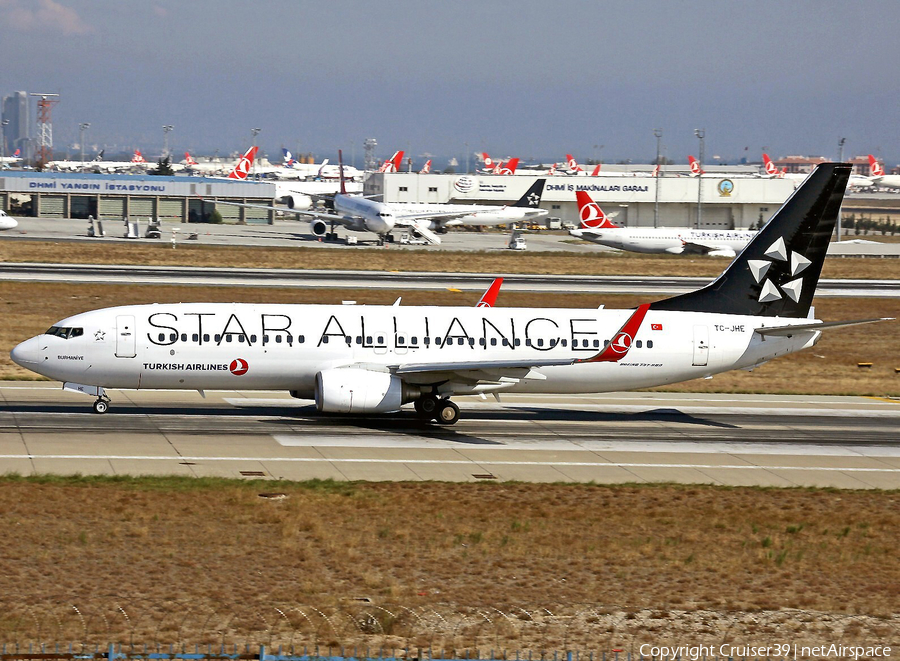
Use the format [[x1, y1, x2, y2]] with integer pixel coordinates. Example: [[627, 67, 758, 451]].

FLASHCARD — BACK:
[[639, 643, 892, 660]]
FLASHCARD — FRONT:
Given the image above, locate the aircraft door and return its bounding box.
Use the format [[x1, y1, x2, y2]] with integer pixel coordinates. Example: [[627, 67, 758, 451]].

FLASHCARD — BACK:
[[116, 315, 137, 358], [692, 325, 709, 366]]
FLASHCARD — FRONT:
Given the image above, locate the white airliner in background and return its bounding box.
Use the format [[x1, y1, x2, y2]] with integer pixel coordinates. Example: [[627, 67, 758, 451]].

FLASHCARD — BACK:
[[867, 155, 900, 189], [569, 190, 756, 257], [11, 164, 890, 424], [218, 153, 548, 242], [0, 209, 18, 230], [48, 149, 151, 173]]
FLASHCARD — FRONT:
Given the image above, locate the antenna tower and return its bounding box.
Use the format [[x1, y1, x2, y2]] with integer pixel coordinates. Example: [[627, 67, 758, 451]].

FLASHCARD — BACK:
[[30, 93, 60, 168], [363, 138, 377, 171]]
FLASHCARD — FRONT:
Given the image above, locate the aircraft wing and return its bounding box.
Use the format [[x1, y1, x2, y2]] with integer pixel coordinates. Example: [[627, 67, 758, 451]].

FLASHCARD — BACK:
[[680, 241, 736, 256], [200, 198, 356, 227], [390, 304, 650, 383]]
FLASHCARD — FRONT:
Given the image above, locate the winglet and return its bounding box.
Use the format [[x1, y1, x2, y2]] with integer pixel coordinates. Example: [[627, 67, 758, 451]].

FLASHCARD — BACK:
[[578, 304, 650, 363], [476, 278, 504, 308]]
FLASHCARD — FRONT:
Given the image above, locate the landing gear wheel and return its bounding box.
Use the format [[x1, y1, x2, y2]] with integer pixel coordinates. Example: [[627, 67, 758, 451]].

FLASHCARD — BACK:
[[92, 398, 109, 414], [415, 395, 439, 418], [435, 400, 460, 425]]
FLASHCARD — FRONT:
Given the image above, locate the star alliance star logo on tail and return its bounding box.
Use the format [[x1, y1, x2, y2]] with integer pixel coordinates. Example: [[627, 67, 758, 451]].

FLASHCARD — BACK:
[[748, 237, 812, 304]]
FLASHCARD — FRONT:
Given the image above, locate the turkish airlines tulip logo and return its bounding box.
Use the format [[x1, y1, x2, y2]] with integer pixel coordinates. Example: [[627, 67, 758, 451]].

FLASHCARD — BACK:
[[610, 332, 633, 354], [230, 358, 249, 376]]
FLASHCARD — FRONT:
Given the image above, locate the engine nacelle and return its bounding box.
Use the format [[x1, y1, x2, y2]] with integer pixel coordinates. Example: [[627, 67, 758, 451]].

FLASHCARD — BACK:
[[281, 193, 313, 211], [315, 368, 410, 414], [310, 219, 328, 236]]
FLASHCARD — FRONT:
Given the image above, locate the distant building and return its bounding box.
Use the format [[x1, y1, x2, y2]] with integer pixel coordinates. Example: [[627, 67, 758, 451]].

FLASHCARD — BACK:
[[2, 91, 30, 160], [772, 156, 827, 174]]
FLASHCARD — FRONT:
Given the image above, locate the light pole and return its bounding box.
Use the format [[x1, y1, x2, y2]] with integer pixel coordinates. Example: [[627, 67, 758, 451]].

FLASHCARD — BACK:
[[79, 123, 90, 168], [694, 128, 705, 229], [250, 128, 261, 178], [162, 125, 174, 159], [837, 137, 846, 242], [653, 129, 662, 228]]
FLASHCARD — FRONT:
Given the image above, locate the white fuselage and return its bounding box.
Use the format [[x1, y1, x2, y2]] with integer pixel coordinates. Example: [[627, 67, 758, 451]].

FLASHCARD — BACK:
[[872, 174, 900, 189], [570, 227, 755, 256], [390, 202, 548, 228], [11, 303, 820, 400], [0, 209, 18, 230]]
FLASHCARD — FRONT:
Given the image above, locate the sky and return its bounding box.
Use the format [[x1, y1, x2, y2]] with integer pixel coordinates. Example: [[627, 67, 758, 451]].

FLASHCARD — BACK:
[[1, 0, 899, 168]]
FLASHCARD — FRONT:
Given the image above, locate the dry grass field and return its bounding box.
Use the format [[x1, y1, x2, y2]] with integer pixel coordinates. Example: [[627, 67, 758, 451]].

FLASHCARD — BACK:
[[1, 282, 897, 396], [2, 238, 900, 279], [0, 477, 898, 652]]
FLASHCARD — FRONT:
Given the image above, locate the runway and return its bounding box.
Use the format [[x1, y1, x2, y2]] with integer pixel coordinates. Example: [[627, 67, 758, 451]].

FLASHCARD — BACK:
[[1, 382, 898, 489], [2, 262, 898, 297]]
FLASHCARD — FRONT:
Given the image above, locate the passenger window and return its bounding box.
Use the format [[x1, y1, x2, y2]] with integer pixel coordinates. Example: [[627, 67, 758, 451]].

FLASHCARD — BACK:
[[322, 336, 329, 344], [636, 340, 642, 348], [366, 336, 373, 344], [411, 336, 418, 344], [398, 336, 405, 344], [514, 338, 521, 347], [458, 338, 465, 346], [299, 335, 305, 343], [226, 335, 233, 343], [356, 336, 362, 344], [525, 339, 532, 347], [594, 339, 601, 348], [537, 339, 544, 347], [468, 338, 474, 346], [647, 340, 654, 349], [181, 334, 187, 342], [158, 333, 165, 342], [479, 338, 486, 346], [193, 334, 199, 342], [214, 334, 221, 342], [275, 335, 282, 343], [203, 334, 210, 342], [377, 336, 384, 344], [490, 338, 497, 346], [250, 335, 257, 343]]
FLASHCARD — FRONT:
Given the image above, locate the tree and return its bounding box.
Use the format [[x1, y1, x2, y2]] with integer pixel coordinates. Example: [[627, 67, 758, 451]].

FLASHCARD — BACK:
[[149, 156, 174, 176]]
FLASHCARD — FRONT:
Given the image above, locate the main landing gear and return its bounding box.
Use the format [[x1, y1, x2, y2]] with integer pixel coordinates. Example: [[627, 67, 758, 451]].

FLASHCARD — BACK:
[[414, 394, 460, 425], [92, 396, 110, 414]]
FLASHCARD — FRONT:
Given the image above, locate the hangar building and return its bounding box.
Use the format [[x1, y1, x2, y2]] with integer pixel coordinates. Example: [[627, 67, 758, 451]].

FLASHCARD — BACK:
[[0, 171, 276, 224], [365, 172, 799, 230]]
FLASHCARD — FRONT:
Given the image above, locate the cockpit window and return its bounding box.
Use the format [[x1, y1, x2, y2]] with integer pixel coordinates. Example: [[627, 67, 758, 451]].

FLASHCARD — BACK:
[[45, 326, 84, 339]]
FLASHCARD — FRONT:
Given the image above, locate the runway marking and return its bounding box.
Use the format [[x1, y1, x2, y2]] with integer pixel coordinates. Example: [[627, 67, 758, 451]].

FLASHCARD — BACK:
[[273, 435, 900, 457], [1, 454, 898, 473]]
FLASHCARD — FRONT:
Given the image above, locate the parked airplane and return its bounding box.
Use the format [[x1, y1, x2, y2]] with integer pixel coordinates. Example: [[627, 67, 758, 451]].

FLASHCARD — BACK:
[[0, 209, 18, 230], [391, 179, 549, 232], [12, 164, 888, 424], [0, 149, 21, 167], [569, 190, 756, 257], [688, 155, 704, 176], [419, 159, 432, 174], [229, 157, 547, 240], [867, 155, 900, 189], [479, 153, 519, 175], [48, 149, 150, 173]]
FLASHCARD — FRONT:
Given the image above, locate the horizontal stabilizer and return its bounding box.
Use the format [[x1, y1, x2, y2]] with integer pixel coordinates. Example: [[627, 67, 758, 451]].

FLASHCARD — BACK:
[[754, 317, 893, 337]]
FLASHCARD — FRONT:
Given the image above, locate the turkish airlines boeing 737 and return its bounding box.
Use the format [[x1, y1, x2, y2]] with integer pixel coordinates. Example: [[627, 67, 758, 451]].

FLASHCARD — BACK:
[[11, 164, 889, 423], [569, 191, 756, 257]]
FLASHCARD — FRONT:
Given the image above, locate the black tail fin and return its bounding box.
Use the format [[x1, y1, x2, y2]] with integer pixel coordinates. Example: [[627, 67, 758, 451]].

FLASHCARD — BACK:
[[513, 178, 546, 208], [651, 163, 850, 318]]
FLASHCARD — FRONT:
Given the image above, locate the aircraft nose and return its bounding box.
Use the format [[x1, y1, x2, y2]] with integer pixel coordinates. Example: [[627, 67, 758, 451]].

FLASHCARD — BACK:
[[10, 337, 44, 367]]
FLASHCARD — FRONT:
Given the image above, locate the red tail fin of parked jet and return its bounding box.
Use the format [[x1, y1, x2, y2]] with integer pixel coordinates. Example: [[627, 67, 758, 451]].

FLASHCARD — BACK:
[[496, 157, 519, 175], [762, 153, 786, 177], [576, 190, 620, 229], [482, 152, 495, 169], [419, 159, 432, 174], [868, 154, 884, 177], [590, 164, 601, 176], [184, 152, 198, 166], [227, 146, 259, 180], [378, 150, 404, 173], [566, 154, 584, 172], [131, 150, 146, 164], [688, 155, 704, 175]]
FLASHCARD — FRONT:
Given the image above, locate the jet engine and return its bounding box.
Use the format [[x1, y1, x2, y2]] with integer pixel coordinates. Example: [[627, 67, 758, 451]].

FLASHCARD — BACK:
[[310, 219, 328, 236], [281, 193, 313, 211], [315, 368, 413, 414]]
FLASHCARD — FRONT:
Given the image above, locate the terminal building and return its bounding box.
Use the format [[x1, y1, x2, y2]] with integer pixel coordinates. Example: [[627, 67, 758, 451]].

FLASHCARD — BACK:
[[0, 171, 277, 224], [365, 171, 799, 230]]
